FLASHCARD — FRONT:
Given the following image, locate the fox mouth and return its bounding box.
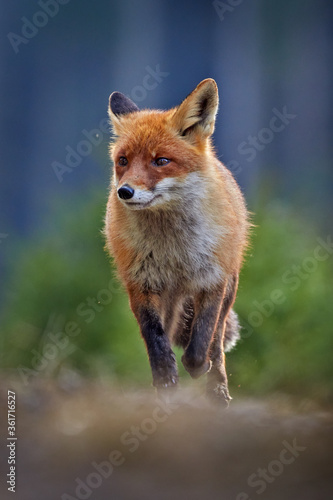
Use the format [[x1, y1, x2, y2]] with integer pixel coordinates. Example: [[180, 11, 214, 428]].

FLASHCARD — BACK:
[[124, 194, 163, 209]]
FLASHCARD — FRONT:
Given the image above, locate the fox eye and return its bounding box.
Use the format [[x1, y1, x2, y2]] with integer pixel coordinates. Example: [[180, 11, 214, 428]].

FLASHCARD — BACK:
[[118, 156, 128, 166], [153, 157, 170, 167]]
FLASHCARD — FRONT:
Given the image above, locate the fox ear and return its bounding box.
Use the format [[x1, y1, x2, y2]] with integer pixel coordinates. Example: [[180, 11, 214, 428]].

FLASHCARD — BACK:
[[171, 79, 219, 141], [109, 92, 139, 119], [108, 92, 139, 135]]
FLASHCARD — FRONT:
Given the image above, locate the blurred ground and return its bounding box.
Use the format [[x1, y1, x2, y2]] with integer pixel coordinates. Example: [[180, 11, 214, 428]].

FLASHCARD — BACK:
[[1, 378, 332, 500]]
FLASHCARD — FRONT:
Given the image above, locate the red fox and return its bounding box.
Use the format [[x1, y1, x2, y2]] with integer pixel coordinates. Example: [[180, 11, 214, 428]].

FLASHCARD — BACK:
[[104, 79, 250, 405]]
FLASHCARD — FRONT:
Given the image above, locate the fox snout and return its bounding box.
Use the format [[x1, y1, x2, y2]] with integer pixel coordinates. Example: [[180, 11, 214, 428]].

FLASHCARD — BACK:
[[116, 183, 161, 209], [117, 184, 135, 200], [116, 175, 200, 210]]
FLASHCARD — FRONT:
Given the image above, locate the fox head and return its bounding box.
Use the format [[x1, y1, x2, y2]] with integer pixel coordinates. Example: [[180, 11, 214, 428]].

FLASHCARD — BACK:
[[108, 79, 219, 210]]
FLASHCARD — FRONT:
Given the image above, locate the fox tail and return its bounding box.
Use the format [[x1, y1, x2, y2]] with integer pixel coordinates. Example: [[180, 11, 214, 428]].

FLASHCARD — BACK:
[[223, 309, 241, 352]]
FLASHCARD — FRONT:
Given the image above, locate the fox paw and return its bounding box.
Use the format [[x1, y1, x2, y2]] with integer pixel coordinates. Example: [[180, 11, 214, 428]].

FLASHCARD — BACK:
[[181, 354, 212, 379], [206, 382, 232, 408], [153, 371, 178, 390]]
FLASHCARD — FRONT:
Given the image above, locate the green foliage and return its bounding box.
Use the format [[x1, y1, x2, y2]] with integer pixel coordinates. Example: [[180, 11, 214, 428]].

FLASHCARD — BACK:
[[0, 190, 151, 385], [1, 191, 332, 402], [229, 201, 333, 402]]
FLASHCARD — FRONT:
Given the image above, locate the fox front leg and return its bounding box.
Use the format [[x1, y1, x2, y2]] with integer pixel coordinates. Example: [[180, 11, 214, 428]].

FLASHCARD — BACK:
[[130, 292, 178, 391], [139, 307, 179, 390], [181, 286, 225, 380], [206, 276, 239, 406]]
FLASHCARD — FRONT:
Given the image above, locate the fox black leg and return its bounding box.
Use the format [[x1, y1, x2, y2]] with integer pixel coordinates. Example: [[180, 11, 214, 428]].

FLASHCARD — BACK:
[[181, 287, 225, 380], [173, 298, 195, 349], [136, 306, 178, 392]]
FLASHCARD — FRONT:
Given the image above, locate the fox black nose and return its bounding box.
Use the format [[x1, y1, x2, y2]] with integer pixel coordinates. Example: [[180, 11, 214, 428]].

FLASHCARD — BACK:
[[118, 184, 135, 200]]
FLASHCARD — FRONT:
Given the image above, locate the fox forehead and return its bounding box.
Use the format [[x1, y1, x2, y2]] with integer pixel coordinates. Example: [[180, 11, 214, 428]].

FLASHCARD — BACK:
[[112, 110, 177, 155], [111, 121, 209, 186]]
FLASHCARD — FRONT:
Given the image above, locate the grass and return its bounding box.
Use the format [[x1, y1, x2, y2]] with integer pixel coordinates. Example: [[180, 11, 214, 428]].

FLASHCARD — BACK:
[[1, 189, 332, 403]]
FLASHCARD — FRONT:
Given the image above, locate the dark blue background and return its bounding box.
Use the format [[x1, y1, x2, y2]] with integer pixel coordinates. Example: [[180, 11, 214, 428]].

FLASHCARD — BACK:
[[1, 0, 332, 305]]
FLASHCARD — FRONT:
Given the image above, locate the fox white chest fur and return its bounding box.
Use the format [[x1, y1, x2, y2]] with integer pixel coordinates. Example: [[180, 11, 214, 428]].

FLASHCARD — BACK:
[[120, 172, 226, 293]]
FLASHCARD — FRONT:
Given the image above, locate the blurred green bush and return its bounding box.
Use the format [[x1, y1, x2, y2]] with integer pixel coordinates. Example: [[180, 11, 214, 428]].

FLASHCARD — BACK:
[[1, 188, 332, 402]]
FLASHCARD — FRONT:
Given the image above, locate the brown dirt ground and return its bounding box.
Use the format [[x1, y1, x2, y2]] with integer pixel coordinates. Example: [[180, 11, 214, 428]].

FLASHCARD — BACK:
[[1, 378, 332, 500]]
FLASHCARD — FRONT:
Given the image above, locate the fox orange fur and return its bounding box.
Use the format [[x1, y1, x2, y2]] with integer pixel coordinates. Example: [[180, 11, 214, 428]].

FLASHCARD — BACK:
[[104, 79, 250, 404]]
